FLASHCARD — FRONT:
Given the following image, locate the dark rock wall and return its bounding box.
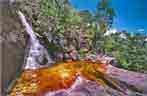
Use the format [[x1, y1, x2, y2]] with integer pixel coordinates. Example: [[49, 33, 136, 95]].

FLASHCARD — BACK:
[[1, 1, 27, 95]]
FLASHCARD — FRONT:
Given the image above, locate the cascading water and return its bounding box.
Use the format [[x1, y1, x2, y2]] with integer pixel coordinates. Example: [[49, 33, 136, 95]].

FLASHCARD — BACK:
[[18, 11, 54, 69], [9, 11, 127, 96], [9, 11, 147, 96]]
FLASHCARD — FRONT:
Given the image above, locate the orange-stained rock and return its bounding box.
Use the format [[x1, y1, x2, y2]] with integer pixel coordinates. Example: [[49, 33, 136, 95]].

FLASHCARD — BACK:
[[10, 61, 108, 96]]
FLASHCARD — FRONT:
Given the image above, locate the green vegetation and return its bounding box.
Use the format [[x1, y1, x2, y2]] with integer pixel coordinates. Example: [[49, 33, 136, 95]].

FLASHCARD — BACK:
[[20, 0, 147, 72], [103, 32, 147, 72]]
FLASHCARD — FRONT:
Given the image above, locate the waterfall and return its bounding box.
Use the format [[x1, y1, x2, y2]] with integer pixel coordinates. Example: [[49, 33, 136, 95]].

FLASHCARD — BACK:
[[18, 11, 37, 44], [18, 11, 54, 69]]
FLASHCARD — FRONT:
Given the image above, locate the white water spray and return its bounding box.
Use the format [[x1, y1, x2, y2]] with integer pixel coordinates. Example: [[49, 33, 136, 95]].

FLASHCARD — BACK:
[[18, 11, 54, 69]]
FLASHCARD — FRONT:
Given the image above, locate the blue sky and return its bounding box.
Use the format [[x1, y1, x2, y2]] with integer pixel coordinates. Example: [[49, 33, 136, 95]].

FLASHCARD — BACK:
[[69, 0, 147, 34]]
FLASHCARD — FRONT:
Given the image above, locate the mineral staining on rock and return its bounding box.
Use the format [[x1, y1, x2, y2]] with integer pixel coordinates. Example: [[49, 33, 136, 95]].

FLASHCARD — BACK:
[[9, 10, 147, 96], [9, 61, 127, 96]]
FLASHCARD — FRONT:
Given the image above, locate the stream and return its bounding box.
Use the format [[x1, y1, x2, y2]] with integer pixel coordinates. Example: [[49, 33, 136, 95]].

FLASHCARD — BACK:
[[7, 11, 147, 96]]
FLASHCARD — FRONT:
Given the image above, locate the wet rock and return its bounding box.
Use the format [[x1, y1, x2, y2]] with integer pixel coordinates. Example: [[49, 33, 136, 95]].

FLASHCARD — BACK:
[[45, 76, 111, 96], [107, 65, 147, 94], [1, 2, 27, 95]]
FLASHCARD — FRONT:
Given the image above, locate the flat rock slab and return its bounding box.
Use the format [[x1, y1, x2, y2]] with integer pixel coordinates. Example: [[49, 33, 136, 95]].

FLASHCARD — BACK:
[[107, 65, 147, 94], [45, 76, 124, 96]]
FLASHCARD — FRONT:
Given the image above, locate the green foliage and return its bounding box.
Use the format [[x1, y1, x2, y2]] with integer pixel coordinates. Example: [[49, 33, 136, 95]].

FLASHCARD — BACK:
[[40, 0, 83, 50], [102, 33, 147, 72], [40, 0, 115, 51], [39, 0, 147, 72]]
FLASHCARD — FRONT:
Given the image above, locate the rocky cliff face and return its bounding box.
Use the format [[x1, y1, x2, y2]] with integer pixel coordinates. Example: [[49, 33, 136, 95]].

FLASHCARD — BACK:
[[1, 1, 27, 95]]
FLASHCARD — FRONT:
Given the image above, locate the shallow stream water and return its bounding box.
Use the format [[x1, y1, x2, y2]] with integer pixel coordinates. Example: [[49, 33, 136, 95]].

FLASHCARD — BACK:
[[2, 1, 147, 96]]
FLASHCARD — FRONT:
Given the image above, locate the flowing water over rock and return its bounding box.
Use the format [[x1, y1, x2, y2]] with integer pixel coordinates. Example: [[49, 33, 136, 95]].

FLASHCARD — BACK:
[[7, 11, 147, 96], [18, 11, 54, 69]]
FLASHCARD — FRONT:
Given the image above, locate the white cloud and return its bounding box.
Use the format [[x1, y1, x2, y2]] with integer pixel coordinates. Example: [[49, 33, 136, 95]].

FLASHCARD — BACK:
[[119, 33, 127, 39], [145, 38, 147, 42], [104, 28, 117, 36], [137, 28, 144, 32]]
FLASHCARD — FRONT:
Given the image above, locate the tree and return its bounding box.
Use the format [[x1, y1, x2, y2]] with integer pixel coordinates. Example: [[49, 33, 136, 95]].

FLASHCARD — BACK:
[[91, 0, 115, 52], [102, 31, 147, 72]]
